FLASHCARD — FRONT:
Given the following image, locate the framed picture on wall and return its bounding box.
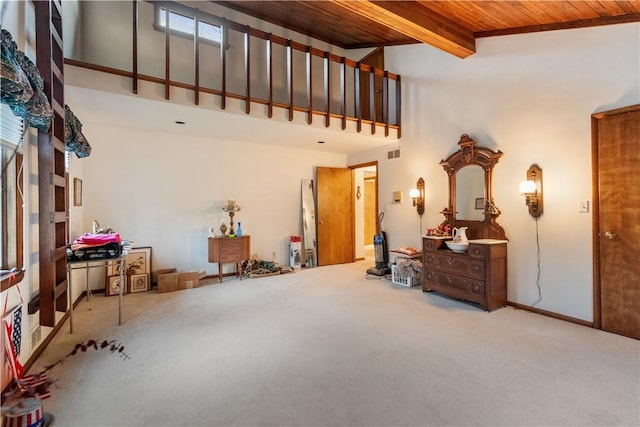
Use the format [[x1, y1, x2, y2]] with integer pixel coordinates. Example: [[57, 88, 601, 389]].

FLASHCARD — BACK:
[[73, 178, 82, 206], [128, 274, 149, 293], [475, 197, 485, 210]]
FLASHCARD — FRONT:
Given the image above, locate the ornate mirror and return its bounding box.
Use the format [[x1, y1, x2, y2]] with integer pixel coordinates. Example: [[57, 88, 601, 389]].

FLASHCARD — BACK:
[[439, 134, 507, 240]]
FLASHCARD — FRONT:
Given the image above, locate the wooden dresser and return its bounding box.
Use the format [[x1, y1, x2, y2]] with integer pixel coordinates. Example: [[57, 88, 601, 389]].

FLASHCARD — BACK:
[[422, 237, 507, 311], [208, 236, 251, 282]]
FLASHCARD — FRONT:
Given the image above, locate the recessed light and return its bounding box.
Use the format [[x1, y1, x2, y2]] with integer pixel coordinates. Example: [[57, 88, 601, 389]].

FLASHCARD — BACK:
[[175, 120, 186, 125]]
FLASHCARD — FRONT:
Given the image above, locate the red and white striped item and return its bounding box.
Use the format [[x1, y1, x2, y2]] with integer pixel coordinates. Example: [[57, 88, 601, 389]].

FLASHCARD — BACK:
[[1, 398, 44, 427]]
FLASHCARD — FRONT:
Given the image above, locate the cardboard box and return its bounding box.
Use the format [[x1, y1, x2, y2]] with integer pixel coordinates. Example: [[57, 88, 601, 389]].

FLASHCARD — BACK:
[[157, 272, 179, 293], [153, 268, 177, 287], [178, 271, 200, 290]]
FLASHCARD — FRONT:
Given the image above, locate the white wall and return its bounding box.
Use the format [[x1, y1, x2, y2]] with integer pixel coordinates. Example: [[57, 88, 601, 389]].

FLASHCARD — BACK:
[[349, 23, 640, 322], [77, 119, 346, 279]]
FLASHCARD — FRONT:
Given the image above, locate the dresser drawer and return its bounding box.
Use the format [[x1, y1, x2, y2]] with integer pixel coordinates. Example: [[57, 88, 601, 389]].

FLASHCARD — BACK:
[[424, 253, 485, 280], [425, 271, 485, 297], [468, 244, 486, 259]]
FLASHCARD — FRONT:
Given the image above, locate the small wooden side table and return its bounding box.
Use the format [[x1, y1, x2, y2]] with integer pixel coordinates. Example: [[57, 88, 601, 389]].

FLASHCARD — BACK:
[[208, 236, 251, 282]]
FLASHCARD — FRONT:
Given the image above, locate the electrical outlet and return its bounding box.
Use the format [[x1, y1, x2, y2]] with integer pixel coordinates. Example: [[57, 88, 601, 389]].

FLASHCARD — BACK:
[[579, 200, 589, 213]]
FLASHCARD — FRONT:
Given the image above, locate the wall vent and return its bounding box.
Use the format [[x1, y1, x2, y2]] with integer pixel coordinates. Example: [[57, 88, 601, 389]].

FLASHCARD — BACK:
[[387, 148, 401, 159], [31, 326, 41, 350]]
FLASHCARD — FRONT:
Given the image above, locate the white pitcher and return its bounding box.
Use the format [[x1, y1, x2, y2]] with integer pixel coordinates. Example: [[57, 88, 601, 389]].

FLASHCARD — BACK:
[[452, 226, 469, 244]]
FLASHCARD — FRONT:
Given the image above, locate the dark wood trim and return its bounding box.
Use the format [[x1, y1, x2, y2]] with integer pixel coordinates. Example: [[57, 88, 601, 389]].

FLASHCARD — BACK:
[[132, 0, 138, 94], [507, 301, 594, 328], [476, 14, 640, 38], [0, 270, 25, 293], [591, 112, 601, 329]]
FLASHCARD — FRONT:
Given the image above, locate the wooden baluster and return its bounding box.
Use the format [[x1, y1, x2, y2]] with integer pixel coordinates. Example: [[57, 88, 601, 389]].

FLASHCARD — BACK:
[[354, 62, 361, 133], [383, 71, 389, 136], [287, 39, 293, 121], [324, 51, 330, 127], [220, 18, 226, 110], [132, 0, 138, 94], [244, 25, 250, 114], [194, 16, 200, 105], [340, 57, 346, 130], [396, 75, 402, 138], [369, 66, 375, 134], [164, 6, 170, 100], [306, 46, 312, 125], [266, 33, 273, 118]]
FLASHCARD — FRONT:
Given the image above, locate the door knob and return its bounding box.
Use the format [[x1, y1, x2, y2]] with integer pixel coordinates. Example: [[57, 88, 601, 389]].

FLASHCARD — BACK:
[[604, 231, 616, 240]]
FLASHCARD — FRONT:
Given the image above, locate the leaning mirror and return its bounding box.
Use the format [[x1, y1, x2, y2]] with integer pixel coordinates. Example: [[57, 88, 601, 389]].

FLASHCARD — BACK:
[[301, 179, 317, 268]]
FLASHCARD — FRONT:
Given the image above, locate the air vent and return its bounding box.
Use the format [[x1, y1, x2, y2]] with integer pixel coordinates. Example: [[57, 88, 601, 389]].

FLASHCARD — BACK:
[[31, 326, 41, 349], [387, 148, 401, 159]]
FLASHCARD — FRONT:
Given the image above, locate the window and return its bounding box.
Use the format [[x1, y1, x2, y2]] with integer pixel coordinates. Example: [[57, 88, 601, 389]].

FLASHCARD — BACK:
[[154, 3, 222, 46], [1, 103, 25, 290]]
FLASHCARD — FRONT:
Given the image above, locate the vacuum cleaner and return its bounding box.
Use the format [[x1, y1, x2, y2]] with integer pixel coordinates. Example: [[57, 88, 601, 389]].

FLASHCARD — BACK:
[[366, 212, 391, 277]]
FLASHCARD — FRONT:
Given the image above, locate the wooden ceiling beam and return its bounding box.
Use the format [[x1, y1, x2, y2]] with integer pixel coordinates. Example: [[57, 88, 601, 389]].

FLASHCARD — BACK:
[[329, 0, 476, 58]]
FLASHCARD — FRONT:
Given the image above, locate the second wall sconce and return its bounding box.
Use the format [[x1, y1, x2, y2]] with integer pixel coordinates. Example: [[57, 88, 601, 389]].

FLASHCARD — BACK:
[[519, 164, 543, 217], [409, 177, 425, 216]]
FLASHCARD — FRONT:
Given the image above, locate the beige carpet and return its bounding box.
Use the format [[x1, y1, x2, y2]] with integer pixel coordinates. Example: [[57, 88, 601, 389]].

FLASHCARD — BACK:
[[30, 259, 639, 427]]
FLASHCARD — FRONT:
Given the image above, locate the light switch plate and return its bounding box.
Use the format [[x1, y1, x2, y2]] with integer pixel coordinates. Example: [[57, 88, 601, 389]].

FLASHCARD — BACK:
[[579, 200, 589, 213]]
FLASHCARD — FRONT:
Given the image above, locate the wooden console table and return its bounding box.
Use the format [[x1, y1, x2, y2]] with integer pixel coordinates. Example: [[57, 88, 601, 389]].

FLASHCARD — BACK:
[[208, 236, 251, 282]]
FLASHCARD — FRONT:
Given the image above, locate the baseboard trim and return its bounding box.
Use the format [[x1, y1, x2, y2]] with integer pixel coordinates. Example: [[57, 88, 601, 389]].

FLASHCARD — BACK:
[[507, 301, 593, 328]]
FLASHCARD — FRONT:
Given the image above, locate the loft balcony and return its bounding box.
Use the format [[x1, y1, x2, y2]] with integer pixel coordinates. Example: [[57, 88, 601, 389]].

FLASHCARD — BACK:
[[63, 1, 401, 150]]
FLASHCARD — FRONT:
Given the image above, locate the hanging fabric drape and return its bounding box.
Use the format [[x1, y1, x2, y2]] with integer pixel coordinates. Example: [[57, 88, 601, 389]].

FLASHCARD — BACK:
[[1, 29, 53, 131], [64, 104, 91, 158]]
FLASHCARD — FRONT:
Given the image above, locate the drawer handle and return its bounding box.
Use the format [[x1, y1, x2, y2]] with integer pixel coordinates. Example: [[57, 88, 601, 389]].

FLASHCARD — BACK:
[[472, 248, 481, 255]]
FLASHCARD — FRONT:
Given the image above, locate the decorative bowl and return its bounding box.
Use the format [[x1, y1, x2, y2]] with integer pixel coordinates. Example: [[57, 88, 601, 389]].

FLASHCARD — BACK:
[[445, 241, 469, 253]]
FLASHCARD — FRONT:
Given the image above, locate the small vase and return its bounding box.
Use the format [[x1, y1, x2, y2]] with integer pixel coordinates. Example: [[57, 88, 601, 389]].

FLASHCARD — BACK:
[[219, 223, 227, 236]]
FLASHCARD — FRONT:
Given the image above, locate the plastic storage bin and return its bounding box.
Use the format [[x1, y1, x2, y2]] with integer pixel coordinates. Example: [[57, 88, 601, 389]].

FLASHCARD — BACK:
[[391, 264, 421, 287]]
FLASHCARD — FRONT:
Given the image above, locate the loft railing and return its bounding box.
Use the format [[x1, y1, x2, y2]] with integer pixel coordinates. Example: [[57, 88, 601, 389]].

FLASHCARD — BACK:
[[64, 0, 401, 137]]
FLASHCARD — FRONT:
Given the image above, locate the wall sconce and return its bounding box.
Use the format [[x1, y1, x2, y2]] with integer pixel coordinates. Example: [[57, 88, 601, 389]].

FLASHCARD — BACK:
[[409, 177, 425, 216], [519, 165, 543, 217]]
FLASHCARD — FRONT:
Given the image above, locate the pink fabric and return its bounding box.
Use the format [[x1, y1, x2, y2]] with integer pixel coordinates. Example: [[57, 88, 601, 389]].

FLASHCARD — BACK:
[[73, 233, 121, 246]]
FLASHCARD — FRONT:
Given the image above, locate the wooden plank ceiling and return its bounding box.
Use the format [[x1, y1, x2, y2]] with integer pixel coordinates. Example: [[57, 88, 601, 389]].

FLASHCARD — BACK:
[[214, 1, 640, 58]]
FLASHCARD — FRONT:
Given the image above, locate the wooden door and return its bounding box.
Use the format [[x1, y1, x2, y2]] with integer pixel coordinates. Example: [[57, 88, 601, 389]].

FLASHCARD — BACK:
[[592, 104, 640, 339], [317, 167, 354, 266]]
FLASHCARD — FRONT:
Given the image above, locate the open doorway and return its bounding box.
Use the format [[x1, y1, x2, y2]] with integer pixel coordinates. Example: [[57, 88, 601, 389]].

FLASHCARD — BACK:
[[351, 162, 378, 263]]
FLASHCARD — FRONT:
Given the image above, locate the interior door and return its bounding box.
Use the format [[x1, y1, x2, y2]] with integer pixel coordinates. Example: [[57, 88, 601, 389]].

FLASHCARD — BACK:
[[592, 104, 640, 339], [317, 167, 354, 266]]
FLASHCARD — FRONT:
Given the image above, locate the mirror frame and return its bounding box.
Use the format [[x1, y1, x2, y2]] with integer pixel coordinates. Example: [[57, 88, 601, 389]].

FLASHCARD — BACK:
[[439, 134, 507, 240]]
